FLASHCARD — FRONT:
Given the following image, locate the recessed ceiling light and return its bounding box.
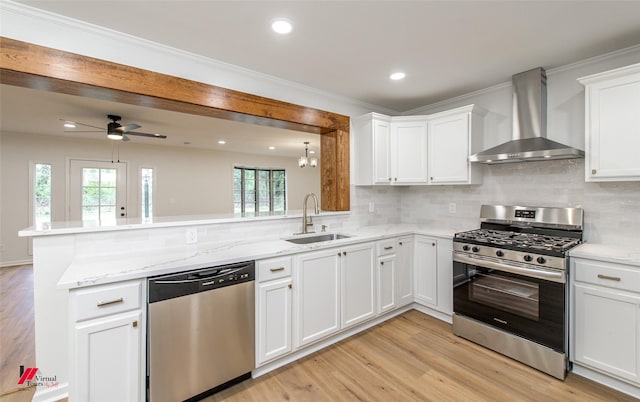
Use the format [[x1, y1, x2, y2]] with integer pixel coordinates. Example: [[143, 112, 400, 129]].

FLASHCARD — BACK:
[[271, 18, 293, 34], [390, 72, 406, 81], [63, 121, 76, 128], [218, 140, 226, 145], [268, 146, 276, 150]]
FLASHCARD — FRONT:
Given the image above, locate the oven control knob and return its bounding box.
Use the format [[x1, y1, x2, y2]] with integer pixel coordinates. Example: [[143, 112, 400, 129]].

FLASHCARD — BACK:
[[472, 246, 480, 253], [537, 257, 546, 264], [523, 255, 533, 262], [462, 245, 470, 251], [496, 250, 504, 257]]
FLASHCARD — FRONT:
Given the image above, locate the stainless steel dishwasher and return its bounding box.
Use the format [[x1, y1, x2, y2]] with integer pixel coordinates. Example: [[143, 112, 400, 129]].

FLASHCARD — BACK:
[[147, 261, 255, 402]]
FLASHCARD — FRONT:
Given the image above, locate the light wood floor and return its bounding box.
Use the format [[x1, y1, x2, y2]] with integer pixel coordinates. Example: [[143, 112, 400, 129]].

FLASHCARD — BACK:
[[207, 310, 638, 402], [1, 265, 637, 402]]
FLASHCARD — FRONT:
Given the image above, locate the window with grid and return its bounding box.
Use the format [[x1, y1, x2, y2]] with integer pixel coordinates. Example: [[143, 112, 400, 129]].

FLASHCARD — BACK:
[[234, 167, 286, 214]]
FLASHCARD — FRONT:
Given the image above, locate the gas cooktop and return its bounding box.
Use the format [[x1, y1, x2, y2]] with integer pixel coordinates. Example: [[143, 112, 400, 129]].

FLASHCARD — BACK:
[[454, 228, 581, 256]]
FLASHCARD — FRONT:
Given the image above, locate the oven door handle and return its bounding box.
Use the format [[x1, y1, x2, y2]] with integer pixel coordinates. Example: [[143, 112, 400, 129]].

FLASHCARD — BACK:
[[453, 252, 565, 284]]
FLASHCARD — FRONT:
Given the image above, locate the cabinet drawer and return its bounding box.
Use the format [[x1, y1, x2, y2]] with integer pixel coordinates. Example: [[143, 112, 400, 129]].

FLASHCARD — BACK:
[[257, 256, 292, 282], [575, 259, 640, 292], [377, 239, 397, 256], [72, 280, 142, 322]]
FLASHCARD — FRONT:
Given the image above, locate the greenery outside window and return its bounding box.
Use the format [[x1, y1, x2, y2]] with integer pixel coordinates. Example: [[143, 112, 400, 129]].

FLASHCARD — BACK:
[[234, 167, 286, 214], [34, 163, 52, 227]]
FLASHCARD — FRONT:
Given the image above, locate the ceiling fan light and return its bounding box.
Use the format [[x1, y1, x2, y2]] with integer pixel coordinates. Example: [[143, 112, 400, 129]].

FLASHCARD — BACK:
[[63, 121, 76, 128], [107, 132, 123, 140]]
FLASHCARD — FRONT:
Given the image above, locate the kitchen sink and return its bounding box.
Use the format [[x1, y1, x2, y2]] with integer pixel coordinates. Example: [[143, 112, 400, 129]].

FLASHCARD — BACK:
[[284, 233, 352, 244]]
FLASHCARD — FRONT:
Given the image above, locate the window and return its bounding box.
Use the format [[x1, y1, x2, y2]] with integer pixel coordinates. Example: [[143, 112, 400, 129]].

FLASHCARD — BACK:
[[34, 163, 52, 228], [81, 167, 117, 223], [141, 168, 154, 221], [234, 167, 286, 214]]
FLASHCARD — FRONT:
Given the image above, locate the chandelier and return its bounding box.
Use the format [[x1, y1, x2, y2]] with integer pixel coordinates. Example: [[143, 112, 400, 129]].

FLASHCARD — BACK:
[[298, 141, 318, 168]]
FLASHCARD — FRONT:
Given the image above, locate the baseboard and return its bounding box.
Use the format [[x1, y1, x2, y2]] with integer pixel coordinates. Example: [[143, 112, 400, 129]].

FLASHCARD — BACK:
[[572, 364, 640, 399], [412, 303, 453, 324], [1, 258, 33, 268], [32, 382, 68, 402]]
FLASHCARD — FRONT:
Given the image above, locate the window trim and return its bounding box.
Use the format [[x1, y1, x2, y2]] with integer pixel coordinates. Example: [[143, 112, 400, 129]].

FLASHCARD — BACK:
[[234, 166, 286, 214]]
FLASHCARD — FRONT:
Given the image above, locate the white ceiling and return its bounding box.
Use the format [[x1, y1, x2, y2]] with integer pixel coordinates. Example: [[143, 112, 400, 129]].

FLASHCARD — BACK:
[[13, 0, 640, 112]]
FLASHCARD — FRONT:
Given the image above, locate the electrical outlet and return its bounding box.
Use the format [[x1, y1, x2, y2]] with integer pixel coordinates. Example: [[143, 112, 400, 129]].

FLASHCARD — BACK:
[[186, 228, 198, 244], [368, 202, 375, 213], [449, 203, 457, 214]]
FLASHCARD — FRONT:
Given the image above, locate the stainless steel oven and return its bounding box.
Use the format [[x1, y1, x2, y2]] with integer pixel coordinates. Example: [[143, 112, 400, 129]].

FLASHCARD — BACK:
[[452, 205, 583, 380]]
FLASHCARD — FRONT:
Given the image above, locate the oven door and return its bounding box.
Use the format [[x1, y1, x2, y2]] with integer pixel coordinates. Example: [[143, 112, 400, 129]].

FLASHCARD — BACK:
[[453, 251, 566, 352]]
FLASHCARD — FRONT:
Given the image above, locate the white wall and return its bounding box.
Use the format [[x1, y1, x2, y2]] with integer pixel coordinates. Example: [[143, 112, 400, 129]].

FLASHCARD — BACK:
[[0, 131, 320, 266]]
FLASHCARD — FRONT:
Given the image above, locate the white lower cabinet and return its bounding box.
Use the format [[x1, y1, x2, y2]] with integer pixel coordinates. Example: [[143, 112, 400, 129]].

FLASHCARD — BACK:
[[396, 236, 414, 307], [341, 243, 376, 328], [69, 280, 145, 402], [377, 254, 396, 314], [572, 258, 640, 386], [414, 236, 438, 306], [256, 257, 293, 366], [294, 248, 342, 348]]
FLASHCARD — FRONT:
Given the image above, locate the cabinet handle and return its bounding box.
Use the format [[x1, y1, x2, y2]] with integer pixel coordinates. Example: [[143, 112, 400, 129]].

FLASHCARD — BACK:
[[399, 242, 403, 246], [432, 243, 436, 247], [132, 321, 138, 328], [388, 177, 392, 182], [380, 261, 384, 265], [96, 297, 123, 307], [343, 251, 347, 256], [288, 284, 292, 289], [394, 177, 398, 181], [384, 246, 393, 250], [592, 169, 597, 175], [597, 274, 621, 282], [338, 252, 342, 257], [430, 177, 433, 180], [270, 267, 285, 272]]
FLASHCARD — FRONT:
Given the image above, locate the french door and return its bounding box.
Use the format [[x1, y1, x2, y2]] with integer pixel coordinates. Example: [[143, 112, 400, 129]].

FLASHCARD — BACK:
[[69, 160, 127, 223]]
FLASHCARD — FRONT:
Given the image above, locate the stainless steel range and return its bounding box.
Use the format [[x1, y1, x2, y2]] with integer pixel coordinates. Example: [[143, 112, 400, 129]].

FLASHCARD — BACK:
[[452, 205, 583, 380]]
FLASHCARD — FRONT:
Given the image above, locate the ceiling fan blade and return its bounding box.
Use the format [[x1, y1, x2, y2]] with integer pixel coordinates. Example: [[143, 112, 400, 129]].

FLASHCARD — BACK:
[[119, 123, 141, 133], [64, 130, 103, 133], [122, 135, 131, 142], [59, 119, 104, 130], [126, 131, 167, 139]]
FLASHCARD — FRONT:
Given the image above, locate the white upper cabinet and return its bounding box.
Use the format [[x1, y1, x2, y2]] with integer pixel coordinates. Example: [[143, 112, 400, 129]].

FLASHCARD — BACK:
[[578, 63, 640, 182], [354, 113, 427, 185], [354, 105, 484, 186], [427, 105, 485, 185], [391, 118, 429, 184]]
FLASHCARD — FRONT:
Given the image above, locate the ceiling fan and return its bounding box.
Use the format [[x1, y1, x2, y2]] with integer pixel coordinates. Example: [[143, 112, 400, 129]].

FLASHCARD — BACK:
[[63, 114, 167, 141]]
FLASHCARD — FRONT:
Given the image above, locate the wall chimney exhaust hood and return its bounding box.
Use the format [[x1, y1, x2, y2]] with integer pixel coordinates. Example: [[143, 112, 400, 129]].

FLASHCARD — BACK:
[[469, 67, 584, 164]]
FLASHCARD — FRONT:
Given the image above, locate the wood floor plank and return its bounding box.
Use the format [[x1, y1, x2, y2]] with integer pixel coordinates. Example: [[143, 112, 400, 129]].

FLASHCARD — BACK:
[[205, 310, 638, 402]]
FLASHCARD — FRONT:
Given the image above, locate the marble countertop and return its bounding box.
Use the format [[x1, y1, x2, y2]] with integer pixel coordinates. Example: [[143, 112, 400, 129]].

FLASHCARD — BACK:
[[58, 224, 457, 290], [19, 210, 350, 237], [569, 243, 640, 267]]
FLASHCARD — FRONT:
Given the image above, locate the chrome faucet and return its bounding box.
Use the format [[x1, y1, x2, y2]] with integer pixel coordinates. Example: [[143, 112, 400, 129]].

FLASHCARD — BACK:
[[300, 192, 320, 234]]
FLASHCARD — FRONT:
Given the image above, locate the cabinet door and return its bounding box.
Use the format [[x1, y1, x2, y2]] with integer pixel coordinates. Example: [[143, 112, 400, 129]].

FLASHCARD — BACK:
[[428, 112, 470, 183], [391, 120, 428, 184], [414, 236, 438, 306], [378, 254, 396, 314], [586, 75, 640, 181], [73, 310, 142, 402], [341, 243, 376, 328], [396, 237, 414, 307], [294, 249, 341, 348], [574, 284, 640, 383], [257, 277, 292, 365], [373, 119, 392, 184]]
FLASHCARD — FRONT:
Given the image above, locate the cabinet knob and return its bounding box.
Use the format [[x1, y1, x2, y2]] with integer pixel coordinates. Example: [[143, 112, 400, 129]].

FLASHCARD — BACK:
[[288, 284, 292, 289], [430, 177, 433, 180], [338, 252, 341, 257], [380, 261, 384, 265], [394, 177, 398, 181], [592, 169, 597, 175], [432, 243, 436, 246], [132, 321, 138, 328], [388, 177, 392, 181], [399, 242, 403, 246], [342, 251, 347, 256]]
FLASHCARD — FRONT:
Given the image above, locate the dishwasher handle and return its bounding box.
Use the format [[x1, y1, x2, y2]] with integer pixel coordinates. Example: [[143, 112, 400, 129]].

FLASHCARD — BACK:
[[148, 261, 255, 303]]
